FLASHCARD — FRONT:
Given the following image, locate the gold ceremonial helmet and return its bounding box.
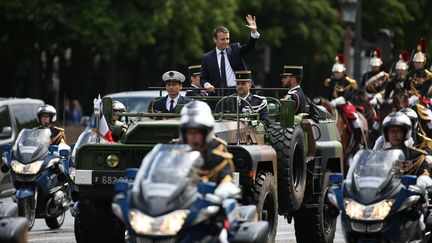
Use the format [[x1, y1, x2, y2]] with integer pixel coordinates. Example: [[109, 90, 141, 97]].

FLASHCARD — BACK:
[[332, 54, 345, 73]]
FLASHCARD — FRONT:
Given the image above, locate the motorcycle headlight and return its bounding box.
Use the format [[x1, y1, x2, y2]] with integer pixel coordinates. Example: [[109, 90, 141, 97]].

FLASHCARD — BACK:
[[11, 160, 43, 175], [129, 209, 189, 235], [345, 198, 393, 221]]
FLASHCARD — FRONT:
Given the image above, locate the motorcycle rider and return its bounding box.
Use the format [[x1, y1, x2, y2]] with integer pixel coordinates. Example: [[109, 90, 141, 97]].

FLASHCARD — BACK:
[[382, 111, 430, 177], [178, 100, 234, 184], [36, 104, 66, 145], [109, 100, 128, 142]]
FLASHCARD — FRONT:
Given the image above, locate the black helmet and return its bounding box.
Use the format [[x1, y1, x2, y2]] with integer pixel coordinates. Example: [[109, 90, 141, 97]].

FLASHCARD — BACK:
[[382, 111, 412, 142], [37, 104, 57, 123]]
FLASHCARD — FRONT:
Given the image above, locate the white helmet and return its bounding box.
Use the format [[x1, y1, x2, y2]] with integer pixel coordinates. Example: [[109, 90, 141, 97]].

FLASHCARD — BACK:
[[332, 54, 345, 73], [180, 101, 214, 143], [382, 111, 412, 142], [37, 104, 57, 123], [112, 100, 126, 113], [369, 48, 383, 67], [399, 108, 418, 131]]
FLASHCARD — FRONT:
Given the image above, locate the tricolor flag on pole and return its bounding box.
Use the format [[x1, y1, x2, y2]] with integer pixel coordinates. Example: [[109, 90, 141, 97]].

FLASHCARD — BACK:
[[93, 95, 114, 143]]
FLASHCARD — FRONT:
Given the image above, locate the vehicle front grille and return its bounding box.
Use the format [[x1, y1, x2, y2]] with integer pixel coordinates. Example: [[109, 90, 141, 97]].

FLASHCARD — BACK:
[[135, 237, 175, 243], [120, 147, 150, 167], [351, 221, 384, 233]]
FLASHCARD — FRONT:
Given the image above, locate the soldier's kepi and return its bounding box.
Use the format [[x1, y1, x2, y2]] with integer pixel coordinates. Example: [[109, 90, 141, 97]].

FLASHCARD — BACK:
[[226, 70, 270, 127], [324, 54, 357, 100], [280, 65, 307, 114]]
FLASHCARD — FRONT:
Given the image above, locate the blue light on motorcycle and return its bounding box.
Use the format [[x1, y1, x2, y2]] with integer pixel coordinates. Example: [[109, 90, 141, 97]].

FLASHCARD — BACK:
[[114, 181, 129, 192], [330, 173, 343, 185], [126, 168, 138, 180], [198, 182, 217, 195], [48, 145, 58, 153], [59, 149, 69, 157], [2, 144, 11, 151], [401, 175, 417, 186]]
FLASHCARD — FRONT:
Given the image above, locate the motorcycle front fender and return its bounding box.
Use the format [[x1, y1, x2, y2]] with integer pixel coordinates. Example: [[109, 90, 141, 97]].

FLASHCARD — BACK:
[[16, 187, 35, 200]]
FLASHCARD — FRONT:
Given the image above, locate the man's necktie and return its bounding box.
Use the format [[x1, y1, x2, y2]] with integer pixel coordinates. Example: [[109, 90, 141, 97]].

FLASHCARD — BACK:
[[220, 51, 227, 88], [169, 99, 174, 112]]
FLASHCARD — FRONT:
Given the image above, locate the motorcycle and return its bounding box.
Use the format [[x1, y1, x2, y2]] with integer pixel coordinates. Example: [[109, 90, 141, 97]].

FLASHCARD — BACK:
[[3, 128, 70, 230], [112, 143, 269, 243], [328, 149, 431, 242]]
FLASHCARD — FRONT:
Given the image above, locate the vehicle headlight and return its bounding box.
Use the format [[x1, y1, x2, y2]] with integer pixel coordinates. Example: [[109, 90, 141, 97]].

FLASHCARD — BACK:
[[11, 160, 43, 175], [129, 209, 189, 235], [345, 198, 393, 221], [106, 154, 119, 168]]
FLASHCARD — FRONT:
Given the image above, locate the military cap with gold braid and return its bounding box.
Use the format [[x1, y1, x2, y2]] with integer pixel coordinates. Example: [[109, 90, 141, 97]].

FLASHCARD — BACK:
[[280, 65, 303, 78], [235, 70, 252, 82], [188, 65, 201, 76]]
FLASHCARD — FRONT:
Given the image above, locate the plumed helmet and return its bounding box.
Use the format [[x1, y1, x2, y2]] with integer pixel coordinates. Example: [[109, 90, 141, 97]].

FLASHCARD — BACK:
[[413, 37, 427, 63], [369, 48, 383, 67], [180, 101, 215, 143], [399, 108, 418, 131], [37, 104, 57, 123], [332, 54, 345, 73], [395, 50, 410, 70], [112, 100, 126, 113], [382, 111, 412, 142]]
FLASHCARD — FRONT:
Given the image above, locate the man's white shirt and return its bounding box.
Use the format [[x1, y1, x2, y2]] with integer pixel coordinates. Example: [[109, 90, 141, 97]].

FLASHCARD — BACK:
[[166, 94, 180, 111]]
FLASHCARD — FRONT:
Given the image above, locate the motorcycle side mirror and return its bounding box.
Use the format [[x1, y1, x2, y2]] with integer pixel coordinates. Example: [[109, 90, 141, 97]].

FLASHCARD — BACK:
[[330, 173, 343, 186], [48, 145, 58, 153], [2, 144, 11, 152], [198, 182, 217, 195], [126, 168, 138, 180], [70, 144, 75, 151], [114, 181, 129, 192], [401, 175, 417, 187]]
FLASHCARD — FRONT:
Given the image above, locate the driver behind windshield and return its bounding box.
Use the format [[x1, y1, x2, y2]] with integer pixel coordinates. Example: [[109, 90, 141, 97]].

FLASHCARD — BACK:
[[223, 70, 270, 127], [382, 111, 430, 176], [177, 100, 234, 184], [36, 104, 66, 145]]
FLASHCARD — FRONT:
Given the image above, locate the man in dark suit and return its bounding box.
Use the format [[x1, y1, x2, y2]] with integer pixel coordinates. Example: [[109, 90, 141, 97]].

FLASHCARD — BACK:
[[201, 14, 260, 95], [186, 65, 207, 97], [153, 71, 191, 113], [281, 66, 308, 114]]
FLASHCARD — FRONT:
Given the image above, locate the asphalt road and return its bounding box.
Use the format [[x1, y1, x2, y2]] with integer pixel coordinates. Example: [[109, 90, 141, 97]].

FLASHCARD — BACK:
[[28, 212, 345, 243]]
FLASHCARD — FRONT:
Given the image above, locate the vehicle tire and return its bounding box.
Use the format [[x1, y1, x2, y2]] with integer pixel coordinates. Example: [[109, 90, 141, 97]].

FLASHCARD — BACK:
[[253, 172, 278, 243], [294, 172, 337, 243], [74, 199, 125, 243], [268, 123, 306, 213], [18, 197, 36, 230], [45, 211, 65, 229]]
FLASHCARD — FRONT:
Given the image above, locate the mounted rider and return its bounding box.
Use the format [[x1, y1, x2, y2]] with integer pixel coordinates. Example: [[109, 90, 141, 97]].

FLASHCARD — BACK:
[[324, 54, 358, 101]]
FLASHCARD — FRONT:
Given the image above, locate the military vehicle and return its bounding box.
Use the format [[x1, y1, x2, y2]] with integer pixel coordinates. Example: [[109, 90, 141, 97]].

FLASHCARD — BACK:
[[70, 92, 343, 243]]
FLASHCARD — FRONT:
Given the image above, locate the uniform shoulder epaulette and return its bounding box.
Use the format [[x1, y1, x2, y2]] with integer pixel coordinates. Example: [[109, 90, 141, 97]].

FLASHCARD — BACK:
[[324, 78, 331, 87], [425, 69, 432, 78], [345, 76, 357, 84], [54, 126, 64, 131], [410, 146, 428, 155], [212, 135, 228, 146]]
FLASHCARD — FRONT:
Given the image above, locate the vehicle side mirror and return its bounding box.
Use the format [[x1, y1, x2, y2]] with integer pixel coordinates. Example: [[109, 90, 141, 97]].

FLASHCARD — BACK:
[[126, 168, 138, 180], [0, 126, 12, 139], [114, 181, 129, 192], [59, 149, 69, 158], [401, 175, 417, 187]]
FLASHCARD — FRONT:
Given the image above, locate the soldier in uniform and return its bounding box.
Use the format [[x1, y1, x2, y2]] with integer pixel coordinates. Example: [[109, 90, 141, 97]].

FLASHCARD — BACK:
[[223, 70, 270, 127], [382, 111, 430, 177], [185, 65, 207, 97], [36, 104, 66, 145], [384, 50, 410, 99], [179, 101, 234, 184], [109, 100, 128, 142], [405, 37, 432, 97], [152, 71, 192, 113], [324, 54, 358, 101], [281, 66, 308, 114], [360, 48, 389, 97]]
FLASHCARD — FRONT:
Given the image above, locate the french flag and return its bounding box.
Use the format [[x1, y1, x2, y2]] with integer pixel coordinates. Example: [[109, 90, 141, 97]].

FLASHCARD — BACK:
[[93, 96, 114, 143]]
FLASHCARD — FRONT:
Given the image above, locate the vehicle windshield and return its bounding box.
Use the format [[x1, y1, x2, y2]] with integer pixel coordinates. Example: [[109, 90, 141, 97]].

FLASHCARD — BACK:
[[347, 149, 404, 192], [137, 144, 202, 198], [13, 128, 51, 163], [112, 97, 154, 113]]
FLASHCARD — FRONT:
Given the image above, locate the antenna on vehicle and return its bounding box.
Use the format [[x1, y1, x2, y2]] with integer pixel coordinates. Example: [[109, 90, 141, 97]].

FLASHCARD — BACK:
[[236, 95, 240, 145]]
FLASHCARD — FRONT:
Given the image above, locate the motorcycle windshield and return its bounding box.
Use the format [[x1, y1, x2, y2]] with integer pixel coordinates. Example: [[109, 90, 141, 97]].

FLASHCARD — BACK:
[[12, 128, 51, 164], [346, 149, 404, 204], [133, 144, 202, 216]]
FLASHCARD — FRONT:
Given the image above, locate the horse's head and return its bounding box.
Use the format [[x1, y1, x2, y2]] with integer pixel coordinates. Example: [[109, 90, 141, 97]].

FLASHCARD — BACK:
[[392, 88, 409, 110]]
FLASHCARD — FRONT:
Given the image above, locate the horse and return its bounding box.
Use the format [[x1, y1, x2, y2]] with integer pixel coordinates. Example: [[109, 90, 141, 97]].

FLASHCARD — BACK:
[[313, 96, 369, 173]]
